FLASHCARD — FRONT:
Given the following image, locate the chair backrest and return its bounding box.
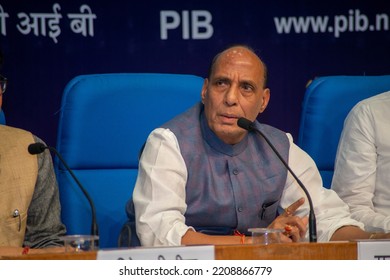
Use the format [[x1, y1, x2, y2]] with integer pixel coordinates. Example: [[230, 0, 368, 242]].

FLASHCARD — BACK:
[[298, 75, 390, 188], [0, 109, 5, 125], [55, 73, 204, 249]]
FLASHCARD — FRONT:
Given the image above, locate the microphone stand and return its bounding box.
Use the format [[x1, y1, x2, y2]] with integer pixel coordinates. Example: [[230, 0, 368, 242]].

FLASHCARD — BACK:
[[238, 118, 317, 242], [50, 146, 99, 238], [28, 143, 99, 239]]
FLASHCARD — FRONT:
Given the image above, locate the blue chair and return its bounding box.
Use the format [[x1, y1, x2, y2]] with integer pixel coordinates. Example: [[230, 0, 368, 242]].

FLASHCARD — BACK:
[[298, 75, 390, 188], [0, 109, 5, 125], [55, 73, 204, 249]]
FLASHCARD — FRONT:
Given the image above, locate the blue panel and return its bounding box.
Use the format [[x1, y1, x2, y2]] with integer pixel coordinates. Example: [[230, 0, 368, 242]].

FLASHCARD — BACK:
[[58, 169, 138, 249], [55, 73, 204, 248], [0, 109, 5, 125], [56, 73, 203, 169], [298, 75, 390, 188]]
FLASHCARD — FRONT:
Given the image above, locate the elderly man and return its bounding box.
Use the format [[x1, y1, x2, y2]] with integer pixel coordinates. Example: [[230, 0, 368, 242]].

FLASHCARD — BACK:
[[126, 45, 388, 246]]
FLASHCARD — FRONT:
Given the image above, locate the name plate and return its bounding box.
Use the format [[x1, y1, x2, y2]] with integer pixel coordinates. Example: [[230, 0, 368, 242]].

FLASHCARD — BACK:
[[357, 240, 390, 260], [97, 245, 215, 260]]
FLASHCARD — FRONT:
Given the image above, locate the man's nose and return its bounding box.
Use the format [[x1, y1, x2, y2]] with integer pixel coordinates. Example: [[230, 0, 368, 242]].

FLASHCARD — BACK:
[[225, 86, 239, 105]]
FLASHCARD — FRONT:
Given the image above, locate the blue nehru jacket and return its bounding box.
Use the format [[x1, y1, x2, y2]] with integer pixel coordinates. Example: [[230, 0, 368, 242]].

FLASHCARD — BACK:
[[162, 103, 289, 235]]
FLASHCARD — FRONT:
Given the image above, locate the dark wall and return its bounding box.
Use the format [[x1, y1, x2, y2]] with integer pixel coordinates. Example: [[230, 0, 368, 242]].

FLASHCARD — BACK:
[[1, 0, 389, 147]]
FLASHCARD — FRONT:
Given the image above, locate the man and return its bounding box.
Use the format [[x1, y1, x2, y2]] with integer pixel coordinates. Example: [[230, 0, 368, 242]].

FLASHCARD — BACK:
[[127, 45, 386, 246], [332, 91, 390, 234], [0, 51, 66, 256]]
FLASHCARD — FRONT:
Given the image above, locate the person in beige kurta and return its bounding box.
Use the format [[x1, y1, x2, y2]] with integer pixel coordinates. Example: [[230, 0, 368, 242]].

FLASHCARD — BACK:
[[0, 50, 66, 256]]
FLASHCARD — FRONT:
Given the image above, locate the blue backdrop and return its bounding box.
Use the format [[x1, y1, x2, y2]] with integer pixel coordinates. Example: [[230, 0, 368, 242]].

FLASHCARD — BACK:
[[1, 0, 389, 147]]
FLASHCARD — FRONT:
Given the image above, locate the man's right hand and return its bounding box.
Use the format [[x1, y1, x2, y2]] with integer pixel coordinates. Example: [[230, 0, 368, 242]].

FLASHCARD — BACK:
[[268, 197, 308, 242]]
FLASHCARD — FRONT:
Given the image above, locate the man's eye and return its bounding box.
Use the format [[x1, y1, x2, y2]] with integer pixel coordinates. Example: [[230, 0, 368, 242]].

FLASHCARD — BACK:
[[242, 84, 254, 91], [216, 80, 228, 86]]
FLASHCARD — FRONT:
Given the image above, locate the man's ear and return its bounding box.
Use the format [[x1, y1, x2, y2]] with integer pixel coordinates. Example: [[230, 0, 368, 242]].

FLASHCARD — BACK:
[[259, 88, 270, 113], [201, 78, 209, 104]]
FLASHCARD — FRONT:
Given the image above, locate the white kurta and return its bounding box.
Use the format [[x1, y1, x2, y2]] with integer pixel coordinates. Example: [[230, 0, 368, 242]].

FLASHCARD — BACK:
[[332, 91, 390, 233], [134, 128, 363, 246]]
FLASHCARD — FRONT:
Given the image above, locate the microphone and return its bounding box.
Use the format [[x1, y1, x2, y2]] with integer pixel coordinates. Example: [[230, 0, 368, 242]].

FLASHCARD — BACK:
[[237, 117, 317, 242], [28, 142, 99, 240]]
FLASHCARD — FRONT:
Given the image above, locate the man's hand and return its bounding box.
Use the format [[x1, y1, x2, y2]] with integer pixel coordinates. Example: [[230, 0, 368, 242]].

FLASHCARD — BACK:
[[268, 197, 308, 242]]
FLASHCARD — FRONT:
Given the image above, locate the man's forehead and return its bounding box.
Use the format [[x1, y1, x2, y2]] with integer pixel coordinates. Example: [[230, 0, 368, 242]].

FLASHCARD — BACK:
[[218, 47, 261, 66], [222, 47, 252, 59], [225, 48, 246, 57], [215, 50, 262, 72]]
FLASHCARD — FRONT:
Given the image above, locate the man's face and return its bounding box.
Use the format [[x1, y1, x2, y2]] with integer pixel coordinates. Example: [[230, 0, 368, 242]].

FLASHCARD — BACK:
[[201, 47, 270, 144]]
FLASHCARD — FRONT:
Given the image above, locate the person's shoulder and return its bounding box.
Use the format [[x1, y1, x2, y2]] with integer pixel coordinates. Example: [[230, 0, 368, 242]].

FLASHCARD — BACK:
[[355, 90, 390, 109], [0, 125, 46, 145], [257, 122, 287, 136], [255, 122, 290, 146], [0, 124, 32, 135], [345, 91, 390, 123], [161, 102, 200, 131]]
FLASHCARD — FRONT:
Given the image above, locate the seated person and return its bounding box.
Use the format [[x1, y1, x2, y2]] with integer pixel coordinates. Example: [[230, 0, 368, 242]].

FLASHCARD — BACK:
[[124, 45, 389, 246], [332, 90, 390, 234], [0, 50, 66, 256]]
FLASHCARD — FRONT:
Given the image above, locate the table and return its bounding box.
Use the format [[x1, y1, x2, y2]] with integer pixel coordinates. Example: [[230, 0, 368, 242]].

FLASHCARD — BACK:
[[1, 241, 357, 260]]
